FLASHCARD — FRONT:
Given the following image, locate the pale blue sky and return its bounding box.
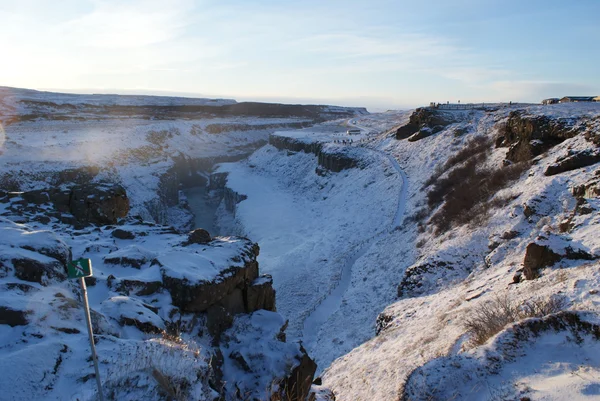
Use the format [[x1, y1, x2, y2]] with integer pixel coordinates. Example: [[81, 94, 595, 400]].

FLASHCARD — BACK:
[[1, 0, 599, 110]]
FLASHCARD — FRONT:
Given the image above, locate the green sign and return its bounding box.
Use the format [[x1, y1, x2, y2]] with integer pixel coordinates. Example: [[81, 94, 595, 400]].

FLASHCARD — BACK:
[[67, 258, 93, 279]]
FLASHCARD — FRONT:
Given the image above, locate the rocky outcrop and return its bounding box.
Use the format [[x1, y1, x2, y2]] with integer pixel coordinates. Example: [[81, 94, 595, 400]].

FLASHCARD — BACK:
[[69, 184, 129, 225], [317, 148, 359, 172], [223, 187, 247, 215], [220, 311, 320, 401], [397, 259, 455, 298], [395, 108, 456, 140], [544, 149, 600, 176], [0, 306, 29, 326], [0, 220, 71, 285], [0, 183, 129, 227], [0, 213, 317, 400], [497, 112, 579, 163], [279, 345, 318, 401], [407, 126, 444, 142], [523, 243, 561, 280], [162, 256, 259, 312], [572, 170, 600, 199], [269, 134, 362, 173], [246, 275, 276, 313], [208, 172, 229, 191], [157, 240, 279, 339]]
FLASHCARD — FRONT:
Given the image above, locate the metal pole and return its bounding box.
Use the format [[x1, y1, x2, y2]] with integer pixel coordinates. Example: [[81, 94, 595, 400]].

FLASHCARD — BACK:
[[80, 277, 105, 401]]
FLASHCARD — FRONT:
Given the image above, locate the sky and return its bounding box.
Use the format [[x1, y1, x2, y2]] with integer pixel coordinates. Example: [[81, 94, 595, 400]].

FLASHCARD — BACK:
[[1, 0, 599, 110]]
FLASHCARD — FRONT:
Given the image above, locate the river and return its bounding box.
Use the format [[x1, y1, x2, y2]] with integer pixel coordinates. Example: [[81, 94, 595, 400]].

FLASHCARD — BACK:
[[183, 186, 220, 236]]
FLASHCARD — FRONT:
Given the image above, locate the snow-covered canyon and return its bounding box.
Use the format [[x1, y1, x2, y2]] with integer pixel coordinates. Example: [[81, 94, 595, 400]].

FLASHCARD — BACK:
[[2, 87, 600, 401]]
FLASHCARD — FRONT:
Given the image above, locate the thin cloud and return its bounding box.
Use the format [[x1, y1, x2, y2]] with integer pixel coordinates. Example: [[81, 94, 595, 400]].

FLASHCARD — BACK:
[[62, 0, 194, 49]]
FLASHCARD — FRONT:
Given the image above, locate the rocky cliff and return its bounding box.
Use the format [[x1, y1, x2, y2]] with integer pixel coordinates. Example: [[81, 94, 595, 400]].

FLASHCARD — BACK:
[[0, 215, 320, 401], [269, 133, 361, 173]]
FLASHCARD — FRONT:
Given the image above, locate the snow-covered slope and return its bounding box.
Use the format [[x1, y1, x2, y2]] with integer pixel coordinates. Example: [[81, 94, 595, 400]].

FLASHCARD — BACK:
[[217, 103, 600, 400]]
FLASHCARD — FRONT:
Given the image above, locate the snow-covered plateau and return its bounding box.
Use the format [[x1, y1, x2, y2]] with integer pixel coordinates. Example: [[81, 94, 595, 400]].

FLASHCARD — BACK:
[[1, 87, 600, 401]]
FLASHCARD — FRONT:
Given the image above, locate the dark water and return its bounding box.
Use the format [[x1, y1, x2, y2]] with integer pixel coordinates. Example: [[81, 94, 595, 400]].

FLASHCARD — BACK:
[[183, 186, 220, 236]]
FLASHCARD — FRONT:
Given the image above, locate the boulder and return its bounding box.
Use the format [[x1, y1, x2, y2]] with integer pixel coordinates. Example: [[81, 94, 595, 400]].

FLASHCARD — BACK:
[[12, 256, 66, 284], [0, 306, 29, 326], [186, 228, 212, 245], [408, 127, 434, 142], [544, 149, 600, 176], [523, 243, 561, 280], [101, 296, 165, 334], [104, 246, 155, 269], [111, 228, 135, 240]]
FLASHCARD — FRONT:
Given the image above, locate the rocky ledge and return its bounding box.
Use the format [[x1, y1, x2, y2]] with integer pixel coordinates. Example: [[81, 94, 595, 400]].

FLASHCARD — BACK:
[[0, 217, 322, 400]]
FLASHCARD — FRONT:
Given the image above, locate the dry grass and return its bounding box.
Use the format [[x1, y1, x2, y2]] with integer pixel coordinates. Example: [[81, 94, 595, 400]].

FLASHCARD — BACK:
[[423, 135, 529, 234], [464, 294, 567, 346]]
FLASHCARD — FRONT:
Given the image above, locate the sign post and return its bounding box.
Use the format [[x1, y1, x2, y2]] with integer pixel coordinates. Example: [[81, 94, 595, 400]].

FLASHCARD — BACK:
[[68, 258, 104, 401]]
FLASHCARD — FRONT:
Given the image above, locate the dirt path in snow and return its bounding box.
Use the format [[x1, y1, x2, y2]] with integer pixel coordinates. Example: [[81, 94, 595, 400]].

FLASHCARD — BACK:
[[301, 141, 408, 351]]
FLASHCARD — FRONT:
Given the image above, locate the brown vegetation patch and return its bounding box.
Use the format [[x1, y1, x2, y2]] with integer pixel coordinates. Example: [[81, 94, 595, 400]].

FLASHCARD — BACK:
[[464, 294, 567, 345], [423, 135, 529, 234]]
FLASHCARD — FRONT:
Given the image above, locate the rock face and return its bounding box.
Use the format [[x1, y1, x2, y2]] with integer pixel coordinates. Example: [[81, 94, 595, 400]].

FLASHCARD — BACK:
[[497, 112, 578, 163], [269, 134, 361, 172], [395, 108, 456, 140], [223, 187, 248, 215], [220, 311, 319, 401], [158, 241, 278, 339], [544, 149, 600, 176], [572, 171, 600, 199], [280, 345, 318, 401], [523, 243, 561, 280], [209, 172, 229, 191], [0, 217, 303, 400], [0, 183, 129, 227], [317, 148, 359, 172], [69, 184, 130, 226], [162, 254, 260, 312], [247, 275, 276, 313]]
